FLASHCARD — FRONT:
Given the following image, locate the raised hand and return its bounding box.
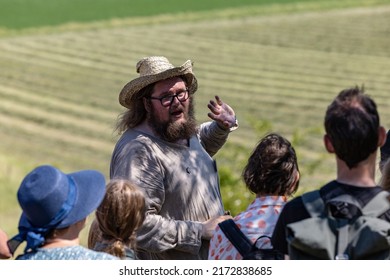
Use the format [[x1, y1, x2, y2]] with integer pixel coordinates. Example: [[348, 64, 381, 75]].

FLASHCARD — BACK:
[[207, 96, 237, 130]]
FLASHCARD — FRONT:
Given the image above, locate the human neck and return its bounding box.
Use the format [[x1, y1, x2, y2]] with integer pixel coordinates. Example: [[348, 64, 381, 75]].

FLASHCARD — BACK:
[[43, 238, 79, 248], [42, 222, 82, 248], [335, 154, 377, 187], [136, 121, 157, 137]]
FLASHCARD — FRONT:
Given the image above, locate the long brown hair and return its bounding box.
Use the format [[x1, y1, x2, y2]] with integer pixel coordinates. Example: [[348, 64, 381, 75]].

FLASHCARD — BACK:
[[93, 179, 145, 259], [115, 83, 155, 134]]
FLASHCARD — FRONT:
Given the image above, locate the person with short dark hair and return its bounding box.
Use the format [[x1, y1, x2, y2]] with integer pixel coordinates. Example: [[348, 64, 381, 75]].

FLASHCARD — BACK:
[[208, 133, 300, 260], [110, 56, 237, 259], [8, 165, 118, 260], [271, 86, 389, 259]]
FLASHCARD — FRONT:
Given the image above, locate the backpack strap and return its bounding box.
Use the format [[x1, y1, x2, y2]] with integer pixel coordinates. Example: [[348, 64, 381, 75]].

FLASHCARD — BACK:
[[325, 190, 390, 217], [362, 190, 390, 217], [218, 219, 253, 257], [301, 190, 325, 217]]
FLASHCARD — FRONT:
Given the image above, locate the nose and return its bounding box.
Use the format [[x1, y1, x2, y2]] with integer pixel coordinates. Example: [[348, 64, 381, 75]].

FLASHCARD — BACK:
[[170, 95, 181, 106]]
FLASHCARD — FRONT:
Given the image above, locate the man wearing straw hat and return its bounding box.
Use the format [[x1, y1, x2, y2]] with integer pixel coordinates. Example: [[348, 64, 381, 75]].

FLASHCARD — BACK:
[[109, 56, 238, 259]]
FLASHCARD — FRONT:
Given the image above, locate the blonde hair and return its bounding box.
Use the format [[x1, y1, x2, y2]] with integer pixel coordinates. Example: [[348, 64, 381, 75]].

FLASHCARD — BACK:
[[90, 179, 145, 259]]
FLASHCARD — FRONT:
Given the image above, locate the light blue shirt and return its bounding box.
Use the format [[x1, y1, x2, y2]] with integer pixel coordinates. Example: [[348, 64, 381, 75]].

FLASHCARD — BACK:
[[16, 245, 118, 260]]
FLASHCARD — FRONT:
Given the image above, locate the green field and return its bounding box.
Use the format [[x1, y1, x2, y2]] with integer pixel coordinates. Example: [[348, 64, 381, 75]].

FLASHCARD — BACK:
[[0, 0, 328, 30], [1, 0, 390, 252]]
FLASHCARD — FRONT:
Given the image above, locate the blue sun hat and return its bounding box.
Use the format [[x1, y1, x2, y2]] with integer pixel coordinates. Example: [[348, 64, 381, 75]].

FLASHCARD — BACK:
[[9, 165, 106, 254]]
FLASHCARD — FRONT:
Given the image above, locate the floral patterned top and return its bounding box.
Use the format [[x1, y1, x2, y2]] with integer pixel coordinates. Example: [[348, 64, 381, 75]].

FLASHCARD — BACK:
[[208, 196, 287, 260]]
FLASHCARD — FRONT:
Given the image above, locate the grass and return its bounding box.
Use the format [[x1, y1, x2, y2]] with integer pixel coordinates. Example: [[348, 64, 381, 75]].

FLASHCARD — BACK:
[[0, 0, 375, 30], [1, 0, 390, 250], [1, 0, 390, 36]]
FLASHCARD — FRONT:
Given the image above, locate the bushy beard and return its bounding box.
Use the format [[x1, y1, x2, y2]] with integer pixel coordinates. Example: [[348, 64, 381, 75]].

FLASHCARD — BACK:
[[148, 100, 198, 143]]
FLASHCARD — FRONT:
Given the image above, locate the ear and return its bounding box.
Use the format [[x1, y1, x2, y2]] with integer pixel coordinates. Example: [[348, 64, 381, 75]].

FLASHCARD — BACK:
[[292, 171, 300, 189], [287, 171, 300, 196], [143, 97, 151, 113], [378, 126, 387, 147], [295, 171, 300, 183], [324, 134, 335, 153]]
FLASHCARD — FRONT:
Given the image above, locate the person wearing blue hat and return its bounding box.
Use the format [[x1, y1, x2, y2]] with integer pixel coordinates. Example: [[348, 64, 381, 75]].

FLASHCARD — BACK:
[[8, 165, 118, 260]]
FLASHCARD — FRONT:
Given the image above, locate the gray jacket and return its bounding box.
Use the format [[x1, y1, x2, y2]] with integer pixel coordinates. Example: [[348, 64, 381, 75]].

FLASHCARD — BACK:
[[110, 121, 233, 259]]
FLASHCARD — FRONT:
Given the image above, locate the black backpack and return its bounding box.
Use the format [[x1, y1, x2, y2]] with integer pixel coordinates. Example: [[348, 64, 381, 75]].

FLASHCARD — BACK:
[[286, 190, 390, 260], [218, 219, 284, 260]]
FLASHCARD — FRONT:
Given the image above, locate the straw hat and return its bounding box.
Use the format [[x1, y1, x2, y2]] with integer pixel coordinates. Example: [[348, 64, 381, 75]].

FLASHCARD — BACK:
[[119, 56, 198, 109]]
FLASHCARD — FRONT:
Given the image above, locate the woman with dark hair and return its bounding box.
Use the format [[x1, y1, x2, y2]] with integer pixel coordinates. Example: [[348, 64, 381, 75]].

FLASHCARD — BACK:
[[208, 133, 300, 260]]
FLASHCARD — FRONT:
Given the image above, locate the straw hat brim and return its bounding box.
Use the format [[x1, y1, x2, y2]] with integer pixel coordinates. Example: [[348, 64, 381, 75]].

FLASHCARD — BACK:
[[119, 60, 198, 109]]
